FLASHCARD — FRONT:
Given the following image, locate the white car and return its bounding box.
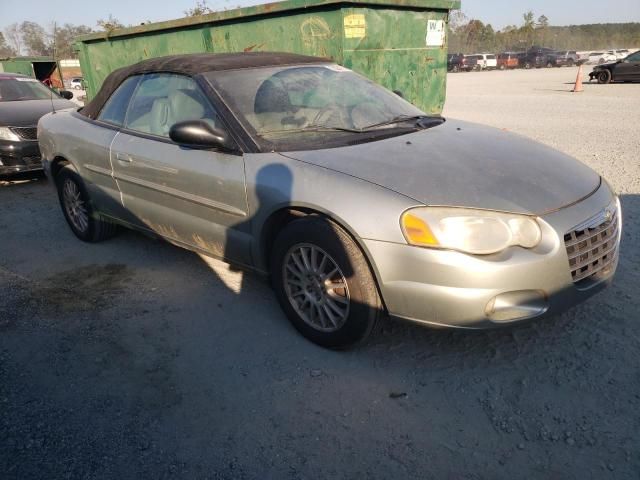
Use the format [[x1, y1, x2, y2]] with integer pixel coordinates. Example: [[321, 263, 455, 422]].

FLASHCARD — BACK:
[[69, 77, 84, 89], [612, 49, 630, 60], [588, 51, 618, 65], [472, 54, 497, 70]]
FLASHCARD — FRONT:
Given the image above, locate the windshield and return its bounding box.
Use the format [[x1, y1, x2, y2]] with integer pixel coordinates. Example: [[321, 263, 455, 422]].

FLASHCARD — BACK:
[[206, 64, 430, 151], [0, 77, 58, 102]]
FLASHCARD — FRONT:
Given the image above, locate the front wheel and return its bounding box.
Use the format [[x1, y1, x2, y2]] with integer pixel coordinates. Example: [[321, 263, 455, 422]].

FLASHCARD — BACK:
[[56, 166, 118, 242], [597, 70, 612, 84], [271, 217, 381, 349]]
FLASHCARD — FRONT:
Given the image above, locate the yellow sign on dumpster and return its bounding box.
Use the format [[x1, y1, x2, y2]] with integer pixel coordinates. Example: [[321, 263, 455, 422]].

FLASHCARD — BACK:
[[344, 14, 366, 39]]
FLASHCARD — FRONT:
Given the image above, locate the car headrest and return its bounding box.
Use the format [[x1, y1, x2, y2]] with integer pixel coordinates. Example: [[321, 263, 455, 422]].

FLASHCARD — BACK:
[[168, 89, 206, 125]]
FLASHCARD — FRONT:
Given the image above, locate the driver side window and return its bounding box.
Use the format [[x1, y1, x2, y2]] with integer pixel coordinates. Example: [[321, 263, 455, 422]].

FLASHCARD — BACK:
[[124, 73, 222, 138]]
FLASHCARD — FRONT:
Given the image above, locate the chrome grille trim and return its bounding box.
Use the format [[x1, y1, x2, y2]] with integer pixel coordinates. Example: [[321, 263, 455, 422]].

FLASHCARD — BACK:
[[8, 126, 38, 140], [564, 205, 619, 284]]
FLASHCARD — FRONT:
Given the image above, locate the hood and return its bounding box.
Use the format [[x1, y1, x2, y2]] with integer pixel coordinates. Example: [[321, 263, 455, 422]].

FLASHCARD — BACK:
[[282, 119, 601, 215], [0, 99, 77, 127]]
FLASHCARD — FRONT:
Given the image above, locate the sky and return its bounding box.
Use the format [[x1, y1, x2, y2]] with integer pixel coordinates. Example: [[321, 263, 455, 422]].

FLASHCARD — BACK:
[[0, 0, 639, 32]]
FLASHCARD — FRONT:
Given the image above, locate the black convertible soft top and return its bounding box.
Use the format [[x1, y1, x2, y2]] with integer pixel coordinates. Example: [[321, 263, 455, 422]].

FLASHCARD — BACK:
[[81, 52, 327, 119]]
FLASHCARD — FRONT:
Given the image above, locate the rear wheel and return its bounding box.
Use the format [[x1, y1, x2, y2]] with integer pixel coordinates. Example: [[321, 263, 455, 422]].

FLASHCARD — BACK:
[[597, 69, 612, 84], [56, 166, 118, 242], [271, 217, 381, 349]]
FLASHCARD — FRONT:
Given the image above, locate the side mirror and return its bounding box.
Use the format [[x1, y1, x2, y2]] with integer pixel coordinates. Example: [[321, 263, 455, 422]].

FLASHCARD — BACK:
[[59, 90, 74, 100], [169, 119, 236, 151], [393, 90, 405, 99]]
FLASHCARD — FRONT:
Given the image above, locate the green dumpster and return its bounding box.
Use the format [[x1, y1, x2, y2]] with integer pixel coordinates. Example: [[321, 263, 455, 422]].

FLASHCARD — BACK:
[[75, 0, 460, 114], [0, 56, 64, 88]]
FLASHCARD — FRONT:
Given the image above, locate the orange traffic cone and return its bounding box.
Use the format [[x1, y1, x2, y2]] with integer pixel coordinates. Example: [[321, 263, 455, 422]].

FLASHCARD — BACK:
[[572, 65, 584, 92]]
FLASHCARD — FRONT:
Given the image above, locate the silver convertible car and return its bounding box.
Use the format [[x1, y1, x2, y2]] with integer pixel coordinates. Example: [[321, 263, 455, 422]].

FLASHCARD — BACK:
[[38, 53, 621, 348]]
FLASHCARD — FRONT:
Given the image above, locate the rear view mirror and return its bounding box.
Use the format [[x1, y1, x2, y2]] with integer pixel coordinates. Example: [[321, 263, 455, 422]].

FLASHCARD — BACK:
[[59, 90, 74, 100], [169, 119, 236, 151]]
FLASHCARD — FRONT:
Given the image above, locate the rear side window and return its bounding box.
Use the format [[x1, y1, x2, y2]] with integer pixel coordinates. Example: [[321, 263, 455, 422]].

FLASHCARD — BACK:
[[98, 76, 141, 126]]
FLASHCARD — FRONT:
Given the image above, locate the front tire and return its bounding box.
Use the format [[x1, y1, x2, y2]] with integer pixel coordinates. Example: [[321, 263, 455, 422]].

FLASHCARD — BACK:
[[597, 70, 612, 84], [56, 166, 118, 242], [271, 217, 381, 349]]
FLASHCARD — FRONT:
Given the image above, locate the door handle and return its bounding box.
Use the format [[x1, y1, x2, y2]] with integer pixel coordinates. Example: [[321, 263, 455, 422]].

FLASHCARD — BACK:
[[115, 152, 132, 163]]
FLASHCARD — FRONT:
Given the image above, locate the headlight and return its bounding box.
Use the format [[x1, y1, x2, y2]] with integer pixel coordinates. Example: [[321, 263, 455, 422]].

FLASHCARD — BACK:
[[401, 207, 542, 255], [0, 127, 21, 142]]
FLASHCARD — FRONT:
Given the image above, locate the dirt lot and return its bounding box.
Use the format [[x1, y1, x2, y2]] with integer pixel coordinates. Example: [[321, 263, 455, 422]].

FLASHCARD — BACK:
[[1, 67, 639, 479]]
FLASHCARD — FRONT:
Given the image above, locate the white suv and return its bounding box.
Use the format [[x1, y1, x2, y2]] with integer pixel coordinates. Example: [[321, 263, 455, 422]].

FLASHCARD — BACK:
[[473, 54, 497, 70]]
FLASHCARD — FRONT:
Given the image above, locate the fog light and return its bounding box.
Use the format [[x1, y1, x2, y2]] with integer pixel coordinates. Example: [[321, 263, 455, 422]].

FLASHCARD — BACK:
[[485, 290, 548, 322]]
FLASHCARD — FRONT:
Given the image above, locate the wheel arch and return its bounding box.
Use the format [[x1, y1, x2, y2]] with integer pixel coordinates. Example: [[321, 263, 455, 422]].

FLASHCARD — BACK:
[[257, 204, 389, 313], [50, 156, 75, 179]]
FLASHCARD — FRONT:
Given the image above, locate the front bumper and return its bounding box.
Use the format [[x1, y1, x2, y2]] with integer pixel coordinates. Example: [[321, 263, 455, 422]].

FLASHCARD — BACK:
[[0, 139, 42, 176], [366, 183, 620, 329]]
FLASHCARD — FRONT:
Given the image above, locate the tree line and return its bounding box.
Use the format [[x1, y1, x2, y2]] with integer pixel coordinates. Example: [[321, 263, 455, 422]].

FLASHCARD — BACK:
[[0, 1, 236, 59], [0, 19, 119, 59], [449, 10, 640, 54]]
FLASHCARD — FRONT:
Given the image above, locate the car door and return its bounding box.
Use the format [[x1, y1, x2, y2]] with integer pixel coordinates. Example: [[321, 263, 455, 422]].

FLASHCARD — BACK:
[[109, 73, 251, 265], [616, 51, 640, 81], [79, 75, 141, 219]]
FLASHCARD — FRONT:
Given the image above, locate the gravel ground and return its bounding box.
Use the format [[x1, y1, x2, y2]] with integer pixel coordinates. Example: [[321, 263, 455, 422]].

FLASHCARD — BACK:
[[1, 67, 639, 479]]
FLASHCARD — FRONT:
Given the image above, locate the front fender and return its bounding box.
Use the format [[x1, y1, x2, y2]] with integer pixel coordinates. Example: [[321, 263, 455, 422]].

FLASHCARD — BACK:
[[243, 152, 419, 272]]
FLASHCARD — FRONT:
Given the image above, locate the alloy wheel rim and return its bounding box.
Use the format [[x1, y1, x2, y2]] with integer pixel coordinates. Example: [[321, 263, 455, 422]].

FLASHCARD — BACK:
[[63, 179, 89, 233], [283, 244, 350, 332]]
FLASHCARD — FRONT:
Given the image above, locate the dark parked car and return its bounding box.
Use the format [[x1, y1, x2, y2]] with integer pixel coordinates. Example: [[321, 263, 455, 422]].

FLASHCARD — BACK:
[[447, 53, 475, 72], [589, 50, 640, 84], [0, 73, 75, 177], [553, 50, 582, 67], [521, 47, 557, 69]]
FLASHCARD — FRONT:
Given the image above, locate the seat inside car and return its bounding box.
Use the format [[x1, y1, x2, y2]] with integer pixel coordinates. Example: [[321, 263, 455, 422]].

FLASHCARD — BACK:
[[148, 89, 207, 136]]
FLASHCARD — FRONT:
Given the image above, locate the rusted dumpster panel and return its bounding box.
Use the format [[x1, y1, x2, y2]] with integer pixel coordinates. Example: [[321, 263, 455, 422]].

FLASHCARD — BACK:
[[75, 0, 460, 113]]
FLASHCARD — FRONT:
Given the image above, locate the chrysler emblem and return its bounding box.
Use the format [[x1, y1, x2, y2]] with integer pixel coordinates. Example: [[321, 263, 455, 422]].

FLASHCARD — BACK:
[[604, 209, 613, 222]]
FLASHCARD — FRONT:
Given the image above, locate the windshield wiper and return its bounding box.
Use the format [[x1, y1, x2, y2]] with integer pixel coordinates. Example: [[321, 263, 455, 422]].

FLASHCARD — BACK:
[[258, 124, 365, 135], [258, 116, 445, 136], [360, 115, 444, 131]]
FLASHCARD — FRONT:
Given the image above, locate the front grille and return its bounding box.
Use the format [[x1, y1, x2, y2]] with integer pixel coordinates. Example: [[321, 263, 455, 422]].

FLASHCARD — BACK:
[[9, 126, 38, 140], [564, 205, 619, 284]]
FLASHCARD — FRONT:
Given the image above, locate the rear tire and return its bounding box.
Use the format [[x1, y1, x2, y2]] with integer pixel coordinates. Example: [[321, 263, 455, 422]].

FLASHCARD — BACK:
[[56, 166, 118, 242], [597, 70, 612, 84], [271, 216, 381, 349]]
